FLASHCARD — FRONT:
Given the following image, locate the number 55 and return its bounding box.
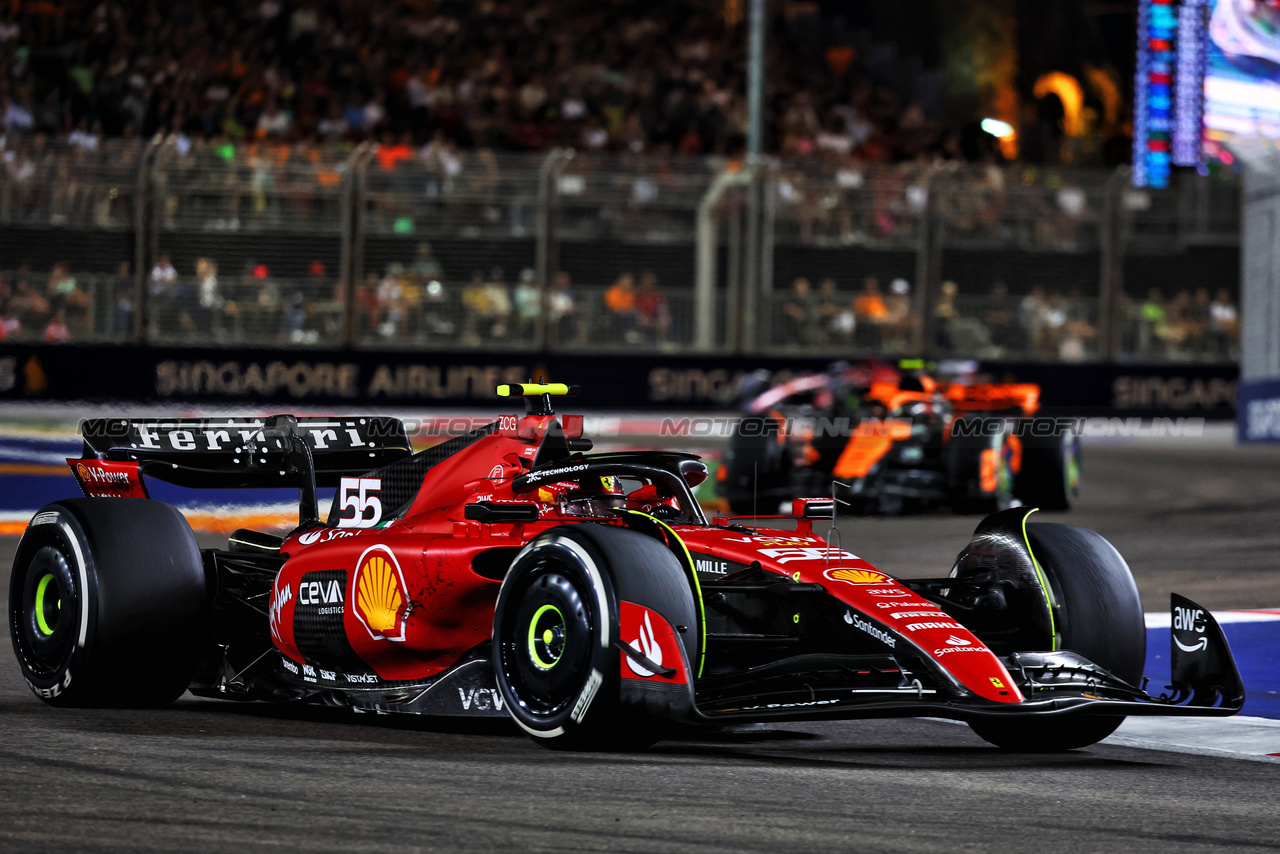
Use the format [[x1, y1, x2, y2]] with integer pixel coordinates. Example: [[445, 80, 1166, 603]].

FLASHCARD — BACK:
[[337, 477, 382, 528]]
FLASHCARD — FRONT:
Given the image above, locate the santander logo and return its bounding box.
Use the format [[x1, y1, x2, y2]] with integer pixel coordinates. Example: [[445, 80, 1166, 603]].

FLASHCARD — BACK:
[[297, 527, 358, 546], [625, 611, 663, 678], [932, 635, 990, 657]]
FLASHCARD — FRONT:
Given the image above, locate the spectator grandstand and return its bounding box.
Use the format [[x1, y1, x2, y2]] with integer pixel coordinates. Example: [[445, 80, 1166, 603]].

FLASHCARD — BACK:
[[0, 1, 1245, 366], [0, 0, 951, 163]]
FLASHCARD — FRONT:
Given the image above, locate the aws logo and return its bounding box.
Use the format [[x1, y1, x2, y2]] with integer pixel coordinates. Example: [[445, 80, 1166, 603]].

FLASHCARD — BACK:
[[352, 545, 408, 642]]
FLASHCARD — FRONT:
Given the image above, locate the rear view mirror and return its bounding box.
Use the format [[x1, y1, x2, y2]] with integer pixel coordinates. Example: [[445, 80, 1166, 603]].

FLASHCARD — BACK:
[[679, 460, 708, 488], [791, 498, 835, 519]]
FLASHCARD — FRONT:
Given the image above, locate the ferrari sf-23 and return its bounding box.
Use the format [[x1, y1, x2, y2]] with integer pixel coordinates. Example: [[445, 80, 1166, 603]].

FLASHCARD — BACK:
[[10, 383, 1241, 750]]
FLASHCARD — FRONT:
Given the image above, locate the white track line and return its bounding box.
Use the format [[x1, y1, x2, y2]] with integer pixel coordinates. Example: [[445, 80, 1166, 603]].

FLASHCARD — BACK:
[[1106, 716, 1280, 763]]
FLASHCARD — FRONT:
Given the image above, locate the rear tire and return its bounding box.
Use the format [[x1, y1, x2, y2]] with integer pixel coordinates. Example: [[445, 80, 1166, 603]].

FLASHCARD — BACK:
[[947, 419, 1016, 515], [968, 522, 1144, 751], [725, 415, 794, 515], [9, 499, 207, 707], [1014, 421, 1080, 511]]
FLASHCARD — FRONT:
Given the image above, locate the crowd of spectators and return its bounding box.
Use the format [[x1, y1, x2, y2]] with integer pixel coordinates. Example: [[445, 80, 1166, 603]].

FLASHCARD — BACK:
[[934, 282, 1240, 362], [110, 240, 668, 349], [146, 252, 344, 343], [358, 248, 676, 350], [770, 274, 1241, 363], [1132, 286, 1240, 361], [0, 0, 951, 165], [0, 260, 131, 341], [777, 274, 915, 354], [0, 245, 1243, 361]]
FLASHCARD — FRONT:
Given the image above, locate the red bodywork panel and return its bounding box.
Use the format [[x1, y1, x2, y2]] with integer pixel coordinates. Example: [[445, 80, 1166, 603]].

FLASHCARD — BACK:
[[272, 533, 505, 682], [674, 526, 1021, 703], [258, 406, 1019, 703], [941, 382, 1040, 416], [273, 420, 544, 683], [67, 459, 148, 499], [618, 602, 689, 685]]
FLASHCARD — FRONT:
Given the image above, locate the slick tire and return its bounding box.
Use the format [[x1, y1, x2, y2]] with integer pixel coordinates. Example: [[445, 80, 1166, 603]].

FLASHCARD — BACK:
[[725, 415, 794, 516], [493, 524, 695, 750], [9, 499, 207, 707], [946, 418, 1016, 515], [1013, 421, 1081, 512], [968, 522, 1145, 751]]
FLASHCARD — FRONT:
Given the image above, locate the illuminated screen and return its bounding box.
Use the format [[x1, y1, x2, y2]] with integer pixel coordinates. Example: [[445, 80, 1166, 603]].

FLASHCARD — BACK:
[[1203, 0, 1280, 148], [1134, 0, 1177, 187]]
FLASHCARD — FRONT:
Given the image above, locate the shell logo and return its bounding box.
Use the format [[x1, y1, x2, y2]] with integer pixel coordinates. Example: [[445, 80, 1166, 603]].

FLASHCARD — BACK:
[[825, 568, 890, 585], [352, 545, 408, 642], [76, 463, 89, 479]]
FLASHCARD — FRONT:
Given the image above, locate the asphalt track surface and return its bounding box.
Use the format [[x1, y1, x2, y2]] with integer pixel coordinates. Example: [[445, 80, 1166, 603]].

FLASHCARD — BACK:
[[3, 443, 1280, 852]]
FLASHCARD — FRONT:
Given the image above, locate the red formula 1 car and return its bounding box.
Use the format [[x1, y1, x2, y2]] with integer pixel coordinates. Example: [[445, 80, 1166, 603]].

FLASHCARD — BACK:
[[717, 360, 1081, 516], [9, 384, 1240, 751]]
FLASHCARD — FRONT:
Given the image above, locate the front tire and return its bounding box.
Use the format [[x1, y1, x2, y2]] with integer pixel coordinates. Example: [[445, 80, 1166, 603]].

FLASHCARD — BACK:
[[968, 522, 1144, 751], [492, 527, 630, 749], [493, 524, 696, 749], [9, 499, 207, 707]]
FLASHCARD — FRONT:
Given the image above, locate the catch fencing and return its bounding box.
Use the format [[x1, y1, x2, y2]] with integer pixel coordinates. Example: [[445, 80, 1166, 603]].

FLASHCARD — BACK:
[[0, 137, 1241, 363]]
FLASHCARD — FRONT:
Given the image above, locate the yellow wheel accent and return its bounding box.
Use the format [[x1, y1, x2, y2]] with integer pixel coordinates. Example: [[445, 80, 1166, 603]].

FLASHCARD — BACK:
[[528, 604, 565, 670], [34, 574, 57, 636]]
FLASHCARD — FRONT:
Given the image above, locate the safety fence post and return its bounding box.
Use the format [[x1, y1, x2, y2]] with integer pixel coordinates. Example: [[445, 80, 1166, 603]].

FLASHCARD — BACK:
[[536, 149, 574, 352], [1098, 166, 1130, 361]]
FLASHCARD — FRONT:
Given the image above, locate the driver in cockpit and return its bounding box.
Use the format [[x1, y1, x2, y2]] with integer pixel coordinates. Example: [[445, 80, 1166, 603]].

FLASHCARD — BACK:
[[537, 475, 681, 519]]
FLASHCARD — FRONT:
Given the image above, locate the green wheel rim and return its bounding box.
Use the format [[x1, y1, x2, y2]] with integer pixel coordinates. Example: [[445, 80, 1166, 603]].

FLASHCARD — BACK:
[[34, 573, 58, 637], [527, 604, 566, 670]]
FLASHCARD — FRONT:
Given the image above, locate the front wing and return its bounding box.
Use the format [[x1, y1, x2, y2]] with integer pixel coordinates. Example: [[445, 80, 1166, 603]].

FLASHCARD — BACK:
[[621, 593, 1244, 726]]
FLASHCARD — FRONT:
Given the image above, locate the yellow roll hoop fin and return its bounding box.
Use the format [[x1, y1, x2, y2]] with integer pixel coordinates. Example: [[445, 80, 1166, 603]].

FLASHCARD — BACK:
[[496, 383, 576, 397]]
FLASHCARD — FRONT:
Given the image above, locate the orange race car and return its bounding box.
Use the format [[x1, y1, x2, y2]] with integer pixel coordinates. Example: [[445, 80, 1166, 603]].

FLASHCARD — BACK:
[[716, 360, 1080, 516]]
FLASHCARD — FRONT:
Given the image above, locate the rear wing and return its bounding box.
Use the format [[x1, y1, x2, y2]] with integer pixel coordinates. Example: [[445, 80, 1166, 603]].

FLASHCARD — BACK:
[[76, 416, 411, 489], [942, 382, 1041, 416], [71, 416, 413, 527]]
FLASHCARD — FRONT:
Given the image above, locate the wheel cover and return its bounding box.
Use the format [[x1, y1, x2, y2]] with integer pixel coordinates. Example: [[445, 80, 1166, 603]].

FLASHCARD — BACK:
[[500, 566, 594, 719], [14, 545, 78, 677], [527, 604, 566, 670]]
